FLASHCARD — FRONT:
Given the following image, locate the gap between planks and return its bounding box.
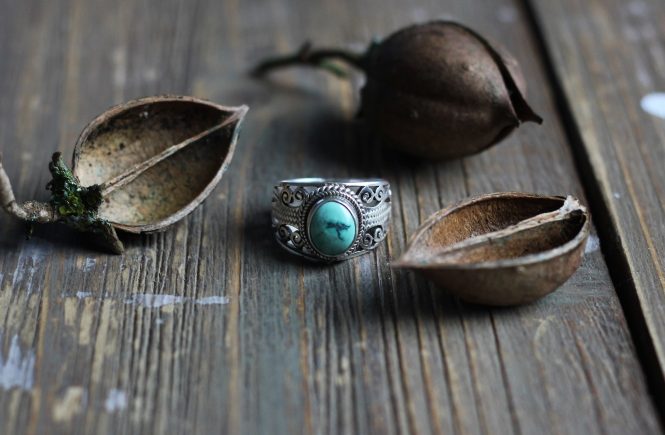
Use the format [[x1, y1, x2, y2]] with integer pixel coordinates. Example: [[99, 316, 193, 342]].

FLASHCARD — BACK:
[[519, 0, 665, 427]]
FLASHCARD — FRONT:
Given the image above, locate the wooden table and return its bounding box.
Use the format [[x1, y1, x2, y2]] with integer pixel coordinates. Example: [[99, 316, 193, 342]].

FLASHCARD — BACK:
[[0, 0, 664, 433]]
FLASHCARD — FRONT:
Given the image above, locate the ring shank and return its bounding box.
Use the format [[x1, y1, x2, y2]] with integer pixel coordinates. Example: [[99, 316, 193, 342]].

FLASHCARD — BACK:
[[278, 178, 389, 188], [272, 178, 391, 261]]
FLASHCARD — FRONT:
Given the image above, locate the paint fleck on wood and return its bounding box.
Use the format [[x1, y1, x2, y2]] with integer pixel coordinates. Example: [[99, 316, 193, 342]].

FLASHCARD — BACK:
[[104, 389, 127, 413], [52, 386, 87, 422], [0, 334, 35, 391]]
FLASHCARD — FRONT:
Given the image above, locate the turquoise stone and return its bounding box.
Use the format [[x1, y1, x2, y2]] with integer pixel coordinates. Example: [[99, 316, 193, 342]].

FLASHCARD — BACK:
[[308, 200, 357, 256]]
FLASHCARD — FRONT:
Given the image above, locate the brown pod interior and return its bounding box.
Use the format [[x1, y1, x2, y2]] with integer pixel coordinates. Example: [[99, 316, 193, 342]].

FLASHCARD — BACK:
[[402, 195, 572, 263], [393, 193, 590, 306], [72, 98, 243, 232]]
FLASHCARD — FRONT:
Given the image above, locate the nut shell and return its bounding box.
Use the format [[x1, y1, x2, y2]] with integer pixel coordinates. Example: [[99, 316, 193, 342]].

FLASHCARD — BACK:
[[71, 96, 247, 233], [360, 21, 542, 159], [392, 193, 590, 305]]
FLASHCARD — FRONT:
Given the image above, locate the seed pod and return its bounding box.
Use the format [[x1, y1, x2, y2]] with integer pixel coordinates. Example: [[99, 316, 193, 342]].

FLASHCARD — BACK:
[[392, 193, 589, 306], [253, 21, 542, 159], [0, 96, 248, 254]]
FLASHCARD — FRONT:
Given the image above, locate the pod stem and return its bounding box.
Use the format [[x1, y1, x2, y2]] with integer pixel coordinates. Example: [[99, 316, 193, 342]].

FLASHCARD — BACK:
[[252, 42, 366, 78], [0, 153, 58, 223], [0, 152, 124, 254]]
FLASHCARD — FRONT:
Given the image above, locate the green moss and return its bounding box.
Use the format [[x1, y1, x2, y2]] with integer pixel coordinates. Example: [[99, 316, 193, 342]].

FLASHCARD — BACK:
[[47, 153, 102, 218], [44, 153, 124, 253]]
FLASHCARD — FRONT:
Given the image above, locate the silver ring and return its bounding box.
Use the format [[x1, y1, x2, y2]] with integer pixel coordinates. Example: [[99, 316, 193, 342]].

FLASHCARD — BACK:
[[272, 178, 392, 262]]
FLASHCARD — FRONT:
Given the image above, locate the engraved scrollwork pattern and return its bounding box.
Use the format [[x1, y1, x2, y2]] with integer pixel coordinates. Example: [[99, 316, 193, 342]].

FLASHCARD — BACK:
[[277, 225, 306, 249], [358, 184, 390, 205], [278, 185, 309, 207], [361, 225, 387, 249], [272, 180, 391, 261]]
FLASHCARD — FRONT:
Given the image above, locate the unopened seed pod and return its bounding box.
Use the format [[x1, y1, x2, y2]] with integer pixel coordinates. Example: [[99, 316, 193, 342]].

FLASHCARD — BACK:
[[254, 21, 542, 159]]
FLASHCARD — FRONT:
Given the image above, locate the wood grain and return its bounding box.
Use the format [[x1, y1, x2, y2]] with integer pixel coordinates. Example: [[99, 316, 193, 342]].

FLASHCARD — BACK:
[[0, 0, 661, 434], [528, 0, 665, 412]]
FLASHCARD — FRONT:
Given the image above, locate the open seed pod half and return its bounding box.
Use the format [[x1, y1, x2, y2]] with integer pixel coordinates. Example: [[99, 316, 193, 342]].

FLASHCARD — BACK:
[[0, 95, 248, 254], [392, 193, 590, 306]]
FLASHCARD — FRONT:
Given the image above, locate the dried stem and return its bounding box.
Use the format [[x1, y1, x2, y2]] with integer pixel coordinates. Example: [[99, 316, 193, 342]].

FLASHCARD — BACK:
[[252, 42, 366, 77], [0, 153, 57, 223], [100, 106, 248, 196]]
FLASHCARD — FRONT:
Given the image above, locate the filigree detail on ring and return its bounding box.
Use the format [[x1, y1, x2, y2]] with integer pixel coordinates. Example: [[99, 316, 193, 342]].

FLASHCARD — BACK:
[[279, 186, 308, 207], [272, 179, 391, 262], [361, 226, 386, 249], [277, 225, 306, 248], [358, 185, 389, 205]]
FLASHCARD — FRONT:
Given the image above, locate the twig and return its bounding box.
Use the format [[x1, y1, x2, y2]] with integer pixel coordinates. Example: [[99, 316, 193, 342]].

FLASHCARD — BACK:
[[0, 153, 57, 223], [252, 42, 366, 77]]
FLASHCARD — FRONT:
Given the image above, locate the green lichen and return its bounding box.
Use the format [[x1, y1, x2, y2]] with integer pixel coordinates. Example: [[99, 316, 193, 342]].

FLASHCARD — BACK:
[[45, 152, 124, 254], [47, 152, 102, 219]]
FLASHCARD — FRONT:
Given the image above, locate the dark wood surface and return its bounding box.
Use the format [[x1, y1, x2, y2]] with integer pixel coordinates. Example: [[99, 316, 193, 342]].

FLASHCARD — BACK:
[[0, 0, 662, 434], [530, 0, 665, 408]]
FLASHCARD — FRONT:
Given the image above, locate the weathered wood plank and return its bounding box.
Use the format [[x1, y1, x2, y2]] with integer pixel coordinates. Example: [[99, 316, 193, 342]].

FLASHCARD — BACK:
[[528, 0, 665, 411], [0, 0, 660, 434]]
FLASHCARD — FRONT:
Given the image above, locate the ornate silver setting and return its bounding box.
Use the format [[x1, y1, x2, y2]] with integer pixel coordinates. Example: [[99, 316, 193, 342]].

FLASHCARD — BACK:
[[272, 178, 392, 262]]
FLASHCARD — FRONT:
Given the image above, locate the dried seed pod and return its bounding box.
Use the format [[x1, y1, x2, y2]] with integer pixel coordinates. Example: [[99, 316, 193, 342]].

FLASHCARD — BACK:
[[392, 193, 590, 306], [253, 21, 542, 159], [0, 96, 248, 254]]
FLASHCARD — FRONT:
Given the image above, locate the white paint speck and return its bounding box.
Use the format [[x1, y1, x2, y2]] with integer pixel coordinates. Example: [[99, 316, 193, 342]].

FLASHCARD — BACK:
[[76, 291, 92, 300], [11, 242, 48, 293], [125, 294, 185, 308], [126, 293, 230, 308], [0, 334, 35, 391], [497, 5, 517, 23], [613, 192, 621, 199], [195, 296, 230, 305], [82, 258, 96, 272], [53, 386, 87, 422], [585, 234, 600, 254], [534, 315, 556, 344], [104, 389, 127, 412], [641, 93, 665, 119]]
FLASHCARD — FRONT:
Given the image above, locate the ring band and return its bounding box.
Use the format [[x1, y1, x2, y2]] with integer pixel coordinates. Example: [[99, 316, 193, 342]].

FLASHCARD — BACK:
[[272, 178, 392, 262]]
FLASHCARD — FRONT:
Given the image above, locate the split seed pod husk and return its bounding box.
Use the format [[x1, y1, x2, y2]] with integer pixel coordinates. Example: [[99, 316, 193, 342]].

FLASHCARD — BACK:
[[392, 193, 590, 306], [0, 95, 248, 254], [254, 20, 542, 160]]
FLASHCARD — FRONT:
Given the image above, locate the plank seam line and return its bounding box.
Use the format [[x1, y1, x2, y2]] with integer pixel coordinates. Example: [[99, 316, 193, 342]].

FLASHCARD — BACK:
[[519, 0, 665, 428]]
